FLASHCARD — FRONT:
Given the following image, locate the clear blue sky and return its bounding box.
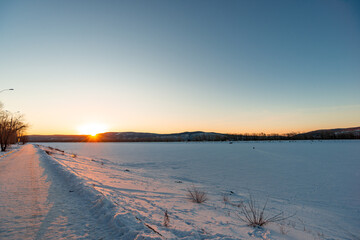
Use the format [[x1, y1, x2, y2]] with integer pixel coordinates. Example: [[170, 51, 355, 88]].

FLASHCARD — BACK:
[[0, 0, 359, 134]]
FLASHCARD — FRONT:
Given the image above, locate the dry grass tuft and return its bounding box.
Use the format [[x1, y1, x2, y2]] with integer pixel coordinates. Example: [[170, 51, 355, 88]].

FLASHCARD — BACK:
[[163, 210, 170, 227], [187, 185, 208, 203], [238, 195, 294, 227]]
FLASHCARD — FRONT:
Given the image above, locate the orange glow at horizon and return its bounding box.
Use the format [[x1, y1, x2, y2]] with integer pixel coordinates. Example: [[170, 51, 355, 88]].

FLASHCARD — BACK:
[[77, 123, 108, 136]]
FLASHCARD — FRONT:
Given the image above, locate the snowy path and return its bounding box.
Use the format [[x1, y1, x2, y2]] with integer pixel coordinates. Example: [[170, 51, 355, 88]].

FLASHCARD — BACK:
[[0, 144, 120, 240]]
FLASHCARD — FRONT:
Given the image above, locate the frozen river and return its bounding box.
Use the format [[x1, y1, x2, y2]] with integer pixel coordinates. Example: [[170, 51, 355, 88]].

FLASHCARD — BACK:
[[41, 140, 360, 238]]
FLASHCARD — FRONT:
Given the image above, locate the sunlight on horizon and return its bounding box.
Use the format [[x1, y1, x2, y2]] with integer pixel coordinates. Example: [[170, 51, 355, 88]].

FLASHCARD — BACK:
[[77, 123, 108, 136]]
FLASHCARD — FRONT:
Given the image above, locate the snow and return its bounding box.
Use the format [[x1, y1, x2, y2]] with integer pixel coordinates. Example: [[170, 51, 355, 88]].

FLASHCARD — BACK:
[[0, 144, 153, 239], [1, 141, 358, 239], [31, 140, 360, 239]]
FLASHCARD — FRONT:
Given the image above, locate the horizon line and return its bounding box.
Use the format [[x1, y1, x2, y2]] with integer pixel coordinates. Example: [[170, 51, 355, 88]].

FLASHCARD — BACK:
[[25, 126, 360, 136]]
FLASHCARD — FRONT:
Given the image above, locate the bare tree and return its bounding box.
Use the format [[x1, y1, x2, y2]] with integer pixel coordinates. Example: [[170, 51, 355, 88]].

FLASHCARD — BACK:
[[18, 129, 28, 145], [0, 110, 28, 151]]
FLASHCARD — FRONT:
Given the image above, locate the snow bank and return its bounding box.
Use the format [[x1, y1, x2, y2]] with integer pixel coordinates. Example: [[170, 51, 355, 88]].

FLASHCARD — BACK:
[[35, 145, 162, 239], [34, 143, 323, 240]]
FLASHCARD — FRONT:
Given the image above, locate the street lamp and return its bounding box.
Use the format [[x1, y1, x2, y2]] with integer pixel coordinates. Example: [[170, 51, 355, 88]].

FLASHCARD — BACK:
[[0, 89, 14, 94]]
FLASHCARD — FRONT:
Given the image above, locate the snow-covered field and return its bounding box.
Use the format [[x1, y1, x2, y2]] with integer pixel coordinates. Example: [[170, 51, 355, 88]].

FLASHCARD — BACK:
[[37, 141, 360, 239]]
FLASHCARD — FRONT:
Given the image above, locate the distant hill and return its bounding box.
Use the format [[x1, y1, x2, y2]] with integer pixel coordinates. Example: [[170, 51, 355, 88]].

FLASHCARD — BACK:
[[27, 127, 360, 142], [294, 126, 360, 139], [28, 135, 90, 142], [97, 131, 226, 142], [28, 131, 227, 142]]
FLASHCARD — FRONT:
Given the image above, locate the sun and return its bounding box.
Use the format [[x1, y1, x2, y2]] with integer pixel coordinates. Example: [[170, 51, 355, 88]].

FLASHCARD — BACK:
[[77, 123, 108, 136]]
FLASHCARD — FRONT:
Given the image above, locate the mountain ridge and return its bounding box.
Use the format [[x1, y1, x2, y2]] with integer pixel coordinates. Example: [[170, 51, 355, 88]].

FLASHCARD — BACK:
[[27, 127, 360, 142]]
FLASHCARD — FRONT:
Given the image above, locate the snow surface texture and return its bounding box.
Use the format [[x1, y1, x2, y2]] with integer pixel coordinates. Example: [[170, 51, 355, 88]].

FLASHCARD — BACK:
[[35, 141, 360, 239], [0, 144, 153, 239]]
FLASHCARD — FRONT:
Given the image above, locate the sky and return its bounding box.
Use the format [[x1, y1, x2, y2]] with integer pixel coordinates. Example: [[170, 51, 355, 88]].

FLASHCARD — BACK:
[[0, 0, 359, 135]]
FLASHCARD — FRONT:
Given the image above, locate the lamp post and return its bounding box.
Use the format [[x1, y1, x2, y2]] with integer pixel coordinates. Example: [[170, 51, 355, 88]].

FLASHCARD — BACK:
[[0, 88, 14, 94]]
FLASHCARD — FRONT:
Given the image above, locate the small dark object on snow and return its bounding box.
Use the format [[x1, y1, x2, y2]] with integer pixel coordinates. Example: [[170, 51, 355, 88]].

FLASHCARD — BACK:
[[69, 190, 74, 192], [124, 169, 130, 172], [253, 147, 255, 149], [175, 180, 183, 183], [230, 191, 234, 194], [163, 210, 170, 227]]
